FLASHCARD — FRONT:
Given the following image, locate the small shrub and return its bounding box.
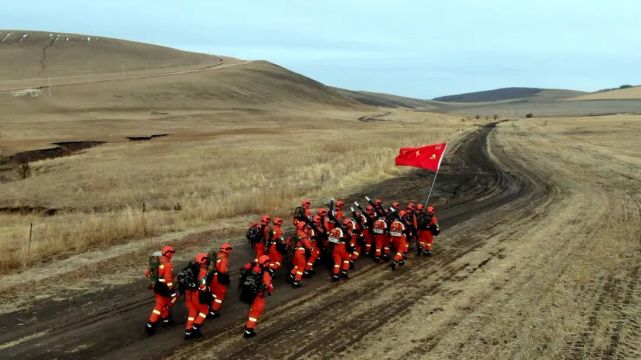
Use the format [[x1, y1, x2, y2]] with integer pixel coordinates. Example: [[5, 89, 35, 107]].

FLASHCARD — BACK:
[[526, 113, 534, 118]]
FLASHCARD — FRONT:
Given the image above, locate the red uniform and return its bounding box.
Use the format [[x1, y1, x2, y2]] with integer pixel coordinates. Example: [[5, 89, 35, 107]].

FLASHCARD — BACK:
[[291, 226, 310, 284], [210, 251, 230, 313], [148, 255, 176, 324], [305, 227, 321, 274], [389, 219, 407, 263], [185, 266, 209, 335], [269, 225, 285, 270], [344, 219, 361, 262], [418, 215, 439, 252], [329, 227, 350, 280], [245, 264, 273, 334], [373, 218, 390, 259]]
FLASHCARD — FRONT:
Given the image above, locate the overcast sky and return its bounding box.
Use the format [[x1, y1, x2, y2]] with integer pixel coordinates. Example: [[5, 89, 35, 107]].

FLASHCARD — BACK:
[[4, 1, 641, 98]]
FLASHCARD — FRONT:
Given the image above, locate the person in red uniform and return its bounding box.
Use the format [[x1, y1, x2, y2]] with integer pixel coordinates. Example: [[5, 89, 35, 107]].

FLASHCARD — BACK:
[[302, 199, 312, 217], [418, 206, 440, 256], [290, 221, 310, 288], [304, 216, 322, 277], [253, 215, 272, 262], [329, 226, 350, 281], [389, 212, 408, 270], [244, 255, 274, 338], [185, 253, 211, 339], [372, 215, 390, 262], [343, 218, 360, 268], [145, 245, 177, 335], [391, 201, 401, 213], [208, 243, 232, 319], [268, 217, 286, 271], [334, 200, 345, 221], [361, 205, 376, 256]]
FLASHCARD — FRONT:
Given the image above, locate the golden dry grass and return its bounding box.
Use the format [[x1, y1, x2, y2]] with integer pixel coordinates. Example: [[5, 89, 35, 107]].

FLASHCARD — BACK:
[[568, 86, 641, 100], [0, 107, 471, 272]]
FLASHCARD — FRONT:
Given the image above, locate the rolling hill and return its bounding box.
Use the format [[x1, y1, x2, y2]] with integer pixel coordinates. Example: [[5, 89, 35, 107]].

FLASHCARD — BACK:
[[569, 85, 641, 100], [0, 30, 227, 81], [432, 87, 585, 103]]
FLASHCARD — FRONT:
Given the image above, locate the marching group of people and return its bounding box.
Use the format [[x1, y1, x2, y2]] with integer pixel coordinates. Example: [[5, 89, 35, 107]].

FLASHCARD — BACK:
[[144, 196, 440, 340]]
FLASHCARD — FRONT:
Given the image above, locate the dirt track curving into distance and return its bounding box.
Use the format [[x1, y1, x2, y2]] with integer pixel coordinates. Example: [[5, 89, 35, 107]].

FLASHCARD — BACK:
[[2, 117, 640, 359]]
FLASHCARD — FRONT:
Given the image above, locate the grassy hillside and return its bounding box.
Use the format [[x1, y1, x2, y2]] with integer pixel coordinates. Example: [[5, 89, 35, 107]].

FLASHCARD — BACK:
[[569, 86, 641, 100], [433, 87, 543, 102], [0, 30, 225, 81], [333, 88, 438, 109]]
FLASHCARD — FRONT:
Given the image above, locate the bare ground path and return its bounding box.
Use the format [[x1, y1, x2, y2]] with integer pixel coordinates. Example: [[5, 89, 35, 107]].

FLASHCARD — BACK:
[[1, 116, 640, 359]]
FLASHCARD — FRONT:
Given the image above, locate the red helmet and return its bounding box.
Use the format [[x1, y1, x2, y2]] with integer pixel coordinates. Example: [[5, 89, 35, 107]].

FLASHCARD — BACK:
[[407, 202, 416, 210], [391, 201, 401, 209], [162, 245, 175, 257], [399, 210, 407, 217], [336, 200, 344, 208], [313, 215, 321, 223], [220, 242, 233, 253], [195, 253, 209, 265], [295, 220, 306, 230], [317, 208, 327, 216], [301, 199, 311, 208], [261, 215, 271, 224], [258, 255, 270, 266], [374, 199, 383, 206], [426, 206, 435, 214], [416, 203, 424, 211], [343, 218, 353, 227], [273, 217, 284, 226]]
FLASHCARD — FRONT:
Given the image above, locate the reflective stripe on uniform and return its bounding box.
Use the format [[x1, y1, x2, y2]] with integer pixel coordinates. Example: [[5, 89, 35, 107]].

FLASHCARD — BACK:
[[275, 261, 281, 266], [159, 264, 165, 269], [152, 309, 161, 315], [188, 317, 195, 321], [296, 271, 303, 275], [198, 312, 207, 318], [353, 252, 359, 256], [166, 282, 173, 287], [158, 279, 166, 283], [390, 232, 402, 237], [249, 317, 258, 322], [214, 299, 223, 304], [307, 262, 313, 266], [334, 265, 340, 268]]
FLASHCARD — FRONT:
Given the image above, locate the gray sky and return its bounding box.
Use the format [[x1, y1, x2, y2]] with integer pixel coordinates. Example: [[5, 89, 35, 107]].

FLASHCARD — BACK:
[[4, 0, 641, 98]]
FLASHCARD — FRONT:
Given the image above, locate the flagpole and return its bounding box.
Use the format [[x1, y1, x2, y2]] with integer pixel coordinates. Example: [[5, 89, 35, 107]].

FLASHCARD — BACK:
[[424, 170, 439, 207], [423, 144, 447, 207]]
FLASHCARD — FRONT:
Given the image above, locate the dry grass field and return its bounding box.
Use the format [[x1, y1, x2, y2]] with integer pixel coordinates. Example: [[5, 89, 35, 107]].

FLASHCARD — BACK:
[[0, 35, 469, 273], [569, 86, 641, 100]]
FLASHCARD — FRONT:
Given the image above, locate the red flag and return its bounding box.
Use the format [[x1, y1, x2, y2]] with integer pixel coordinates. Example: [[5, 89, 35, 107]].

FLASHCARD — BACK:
[[395, 143, 447, 172]]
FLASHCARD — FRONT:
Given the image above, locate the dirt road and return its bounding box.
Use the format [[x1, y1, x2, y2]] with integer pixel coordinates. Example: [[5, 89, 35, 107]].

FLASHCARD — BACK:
[[1, 117, 640, 359]]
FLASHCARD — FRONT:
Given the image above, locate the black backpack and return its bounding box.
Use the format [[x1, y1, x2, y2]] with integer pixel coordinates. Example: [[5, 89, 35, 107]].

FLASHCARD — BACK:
[[245, 224, 264, 246], [239, 267, 266, 304], [293, 206, 306, 220], [417, 212, 431, 230], [176, 261, 200, 295]]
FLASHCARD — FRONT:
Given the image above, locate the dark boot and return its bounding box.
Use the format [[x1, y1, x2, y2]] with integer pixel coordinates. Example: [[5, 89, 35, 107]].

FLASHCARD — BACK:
[[349, 261, 355, 270], [340, 270, 349, 279], [292, 281, 302, 288], [207, 310, 220, 319], [423, 249, 432, 256], [145, 321, 157, 336], [243, 327, 257, 338], [331, 274, 340, 282], [286, 274, 294, 284], [160, 317, 175, 327], [390, 261, 398, 271]]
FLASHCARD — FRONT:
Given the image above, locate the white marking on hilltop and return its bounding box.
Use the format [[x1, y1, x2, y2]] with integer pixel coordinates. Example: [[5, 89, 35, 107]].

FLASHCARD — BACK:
[[1, 33, 12, 42]]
